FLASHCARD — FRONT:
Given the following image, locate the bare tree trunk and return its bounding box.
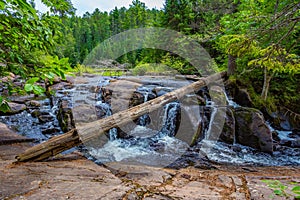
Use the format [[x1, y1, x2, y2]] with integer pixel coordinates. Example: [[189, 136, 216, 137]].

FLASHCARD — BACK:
[[227, 54, 237, 76], [261, 66, 273, 100]]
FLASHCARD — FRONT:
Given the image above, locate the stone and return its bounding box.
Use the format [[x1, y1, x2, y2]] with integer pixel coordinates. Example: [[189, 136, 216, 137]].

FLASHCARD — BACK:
[[8, 94, 36, 104], [209, 85, 227, 106], [108, 80, 142, 113], [49, 81, 73, 91], [234, 107, 273, 153], [268, 108, 300, 131], [57, 100, 75, 132], [0, 122, 34, 144], [1, 102, 26, 115], [153, 87, 172, 97], [25, 100, 41, 107], [235, 89, 253, 107], [219, 108, 235, 144], [129, 91, 144, 107], [225, 80, 253, 107], [38, 114, 55, 123], [175, 104, 204, 146], [72, 104, 98, 124]]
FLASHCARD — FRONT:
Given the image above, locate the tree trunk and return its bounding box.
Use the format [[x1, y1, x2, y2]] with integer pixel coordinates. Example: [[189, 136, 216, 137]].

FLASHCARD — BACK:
[[16, 71, 227, 162], [227, 54, 237, 76], [261, 66, 273, 101]]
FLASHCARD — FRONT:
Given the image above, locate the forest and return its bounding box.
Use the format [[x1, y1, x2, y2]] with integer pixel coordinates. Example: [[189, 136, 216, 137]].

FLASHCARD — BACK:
[[0, 0, 299, 116]]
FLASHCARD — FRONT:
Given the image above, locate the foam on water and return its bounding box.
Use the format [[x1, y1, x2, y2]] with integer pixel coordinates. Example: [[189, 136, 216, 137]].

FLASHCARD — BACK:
[[86, 76, 300, 167], [199, 139, 300, 166], [89, 125, 189, 167]]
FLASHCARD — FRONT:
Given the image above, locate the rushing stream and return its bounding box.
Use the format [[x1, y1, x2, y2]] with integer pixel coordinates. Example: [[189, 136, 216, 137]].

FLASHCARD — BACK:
[[1, 75, 299, 167], [82, 76, 300, 167]]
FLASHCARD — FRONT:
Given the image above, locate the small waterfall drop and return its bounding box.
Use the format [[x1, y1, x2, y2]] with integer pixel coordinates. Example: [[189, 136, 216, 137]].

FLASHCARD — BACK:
[[136, 86, 154, 126], [159, 102, 180, 137]]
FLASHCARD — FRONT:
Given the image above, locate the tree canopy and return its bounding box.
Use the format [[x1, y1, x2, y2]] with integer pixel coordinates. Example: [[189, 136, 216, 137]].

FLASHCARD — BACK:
[[0, 0, 299, 114]]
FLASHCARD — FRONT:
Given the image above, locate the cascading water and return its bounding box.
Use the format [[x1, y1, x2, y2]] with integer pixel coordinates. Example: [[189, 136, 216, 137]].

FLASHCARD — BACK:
[[197, 91, 300, 166], [0, 97, 63, 142], [85, 78, 300, 167], [159, 102, 180, 137], [87, 84, 188, 167]]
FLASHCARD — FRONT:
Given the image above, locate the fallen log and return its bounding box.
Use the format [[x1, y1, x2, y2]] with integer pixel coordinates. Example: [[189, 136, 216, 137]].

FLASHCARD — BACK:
[[16, 71, 227, 162]]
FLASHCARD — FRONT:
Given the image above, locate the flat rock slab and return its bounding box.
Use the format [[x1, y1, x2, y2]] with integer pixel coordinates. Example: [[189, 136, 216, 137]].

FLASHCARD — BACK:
[[1, 110, 300, 199], [0, 151, 131, 199], [0, 123, 35, 145]]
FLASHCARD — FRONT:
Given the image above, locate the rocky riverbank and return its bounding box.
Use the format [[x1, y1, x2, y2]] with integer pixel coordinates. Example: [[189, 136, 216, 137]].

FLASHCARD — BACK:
[[0, 125, 299, 199], [1, 74, 299, 199]]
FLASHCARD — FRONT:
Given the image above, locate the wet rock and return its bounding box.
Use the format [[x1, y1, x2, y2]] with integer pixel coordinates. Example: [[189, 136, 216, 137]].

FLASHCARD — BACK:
[[175, 104, 204, 146], [98, 87, 113, 103], [219, 108, 235, 144], [209, 85, 227, 105], [268, 108, 300, 131], [25, 100, 41, 108], [31, 109, 41, 118], [234, 107, 273, 153], [1, 102, 26, 115], [72, 104, 98, 124], [290, 129, 300, 139], [271, 131, 280, 142], [9, 94, 36, 104], [57, 100, 75, 132], [225, 80, 253, 107], [153, 86, 171, 97], [38, 114, 55, 123], [41, 127, 61, 135], [129, 91, 144, 107], [49, 81, 73, 91], [291, 139, 300, 148], [181, 94, 206, 106]]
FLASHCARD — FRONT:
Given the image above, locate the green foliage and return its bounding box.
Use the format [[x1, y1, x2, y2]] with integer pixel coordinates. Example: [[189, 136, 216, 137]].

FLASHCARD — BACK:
[[1, 0, 299, 114], [292, 185, 300, 199], [262, 180, 300, 199], [131, 63, 176, 76], [0, 0, 75, 111], [60, 1, 164, 66], [248, 45, 300, 74], [161, 53, 198, 75], [218, 35, 259, 57], [0, 96, 10, 113]]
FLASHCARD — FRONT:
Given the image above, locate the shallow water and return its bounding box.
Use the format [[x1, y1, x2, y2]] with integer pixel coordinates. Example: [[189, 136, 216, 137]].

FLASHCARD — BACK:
[[83, 76, 300, 167]]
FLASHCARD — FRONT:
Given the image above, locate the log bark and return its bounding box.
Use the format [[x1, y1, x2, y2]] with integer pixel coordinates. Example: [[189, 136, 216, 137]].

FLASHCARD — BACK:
[[16, 129, 81, 162], [16, 71, 227, 162]]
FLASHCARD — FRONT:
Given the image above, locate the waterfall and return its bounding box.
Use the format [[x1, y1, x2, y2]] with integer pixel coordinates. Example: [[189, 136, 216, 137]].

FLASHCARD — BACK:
[[137, 86, 153, 126], [159, 102, 180, 137], [224, 92, 240, 108], [205, 104, 218, 140]]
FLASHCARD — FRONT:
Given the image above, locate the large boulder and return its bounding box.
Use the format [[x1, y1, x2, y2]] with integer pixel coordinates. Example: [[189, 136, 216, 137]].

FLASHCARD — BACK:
[[104, 80, 142, 113], [234, 107, 273, 153], [219, 108, 235, 144]]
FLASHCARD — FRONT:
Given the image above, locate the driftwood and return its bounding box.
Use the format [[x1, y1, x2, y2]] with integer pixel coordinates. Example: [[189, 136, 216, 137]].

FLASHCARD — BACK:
[[16, 71, 227, 162]]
